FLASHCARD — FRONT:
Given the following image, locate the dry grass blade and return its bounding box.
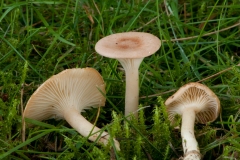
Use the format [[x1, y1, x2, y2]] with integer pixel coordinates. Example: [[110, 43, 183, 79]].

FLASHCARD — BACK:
[[141, 63, 240, 98], [133, 17, 240, 42]]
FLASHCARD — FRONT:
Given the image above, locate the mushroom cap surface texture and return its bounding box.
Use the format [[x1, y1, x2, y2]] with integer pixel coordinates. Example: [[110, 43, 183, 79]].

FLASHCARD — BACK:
[[95, 32, 161, 59], [165, 82, 220, 124], [23, 68, 106, 121]]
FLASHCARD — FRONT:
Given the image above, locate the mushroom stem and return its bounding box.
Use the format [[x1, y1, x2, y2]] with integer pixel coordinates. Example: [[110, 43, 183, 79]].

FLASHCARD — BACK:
[[181, 109, 201, 159], [118, 58, 143, 119], [63, 108, 120, 150]]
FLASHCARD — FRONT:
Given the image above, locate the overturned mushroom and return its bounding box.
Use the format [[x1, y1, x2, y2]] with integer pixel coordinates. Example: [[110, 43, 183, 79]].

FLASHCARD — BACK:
[[95, 32, 161, 119], [165, 82, 220, 160], [23, 68, 120, 150]]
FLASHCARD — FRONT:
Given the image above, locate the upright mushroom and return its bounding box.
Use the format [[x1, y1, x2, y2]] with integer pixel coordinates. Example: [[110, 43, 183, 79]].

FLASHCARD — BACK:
[[95, 32, 161, 118], [23, 68, 120, 150], [165, 82, 220, 160]]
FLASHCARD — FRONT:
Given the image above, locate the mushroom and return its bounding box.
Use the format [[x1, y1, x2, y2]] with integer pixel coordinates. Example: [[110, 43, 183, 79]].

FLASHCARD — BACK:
[[165, 82, 220, 160], [95, 32, 161, 118], [23, 68, 120, 150]]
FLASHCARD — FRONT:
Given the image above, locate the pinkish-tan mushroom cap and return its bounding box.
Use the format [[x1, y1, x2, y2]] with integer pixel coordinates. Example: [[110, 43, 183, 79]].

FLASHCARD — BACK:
[[23, 68, 106, 122], [165, 82, 220, 124], [95, 32, 161, 59]]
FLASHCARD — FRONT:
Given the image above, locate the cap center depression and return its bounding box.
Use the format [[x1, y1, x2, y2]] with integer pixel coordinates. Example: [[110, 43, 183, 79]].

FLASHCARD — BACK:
[[114, 37, 142, 50]]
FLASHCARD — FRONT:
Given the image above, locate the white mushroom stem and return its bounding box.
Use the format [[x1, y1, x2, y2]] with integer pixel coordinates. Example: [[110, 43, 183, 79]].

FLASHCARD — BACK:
[[118, 58, 143, 119], [63, 108, 120, 151], [181, 108, 201, 159]]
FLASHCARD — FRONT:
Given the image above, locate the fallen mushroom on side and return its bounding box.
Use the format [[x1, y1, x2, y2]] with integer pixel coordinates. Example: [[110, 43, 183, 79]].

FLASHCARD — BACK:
[[165, 82, 220, 160], [95, 32, 161, 119], [23, 68, 120, 150]]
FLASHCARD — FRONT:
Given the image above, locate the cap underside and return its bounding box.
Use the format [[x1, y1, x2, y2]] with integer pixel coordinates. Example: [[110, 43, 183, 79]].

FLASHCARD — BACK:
[[23, 68, 106, 122], [165, 82, 220, 124]]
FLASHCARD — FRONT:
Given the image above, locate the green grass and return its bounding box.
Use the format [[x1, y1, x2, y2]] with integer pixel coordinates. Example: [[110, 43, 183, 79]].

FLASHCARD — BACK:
[[0, 0, 240, 159]]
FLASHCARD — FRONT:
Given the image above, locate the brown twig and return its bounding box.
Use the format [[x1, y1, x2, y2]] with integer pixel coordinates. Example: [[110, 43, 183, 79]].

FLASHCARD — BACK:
[[141, 145, 153, 160], [132, 14, 240, 42], [196, 63, 240, 83], [133, 16, 159, 32], [163, 22, 240, 42], [140, 89, 176, 99], [169, 141, 180, 158], [140, 64, 240, 98], [83, 5, 94, 24]]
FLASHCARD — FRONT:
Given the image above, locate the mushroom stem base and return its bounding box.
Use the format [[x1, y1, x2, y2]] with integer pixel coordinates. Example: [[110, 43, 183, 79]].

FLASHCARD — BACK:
[[63, 108, 120, 150], [183, 150, 201, 160], [181, 109, 199, 154]]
